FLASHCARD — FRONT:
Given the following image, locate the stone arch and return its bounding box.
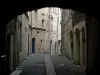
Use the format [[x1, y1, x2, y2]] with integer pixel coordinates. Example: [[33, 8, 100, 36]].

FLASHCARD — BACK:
[[69, 31, 73, 59], [75, 28, 80, 64], [82, 27, 86, 66]]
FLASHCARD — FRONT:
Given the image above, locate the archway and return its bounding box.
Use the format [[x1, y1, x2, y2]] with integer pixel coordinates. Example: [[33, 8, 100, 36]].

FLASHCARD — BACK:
[[75, 28, 80, 64], [1, 5, 100, 75], [69, 31, 73, 59], [82, 27, 86, 67]]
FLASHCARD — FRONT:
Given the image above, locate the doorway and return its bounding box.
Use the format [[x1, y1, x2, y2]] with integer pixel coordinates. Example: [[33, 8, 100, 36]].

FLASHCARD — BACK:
[[82, 27, 86, 67], [6, 34, 11, 74], [69, 31, 73, 59], [32, 38, 35, 54], [75, 28, 80, 64]]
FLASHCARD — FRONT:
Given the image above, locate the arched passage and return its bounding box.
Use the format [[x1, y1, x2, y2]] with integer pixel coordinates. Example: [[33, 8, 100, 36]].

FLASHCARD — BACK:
[[69, 31, 73, 59], [1, 6, 100, 75], [82, 27, 86, 67], [75, 28, 80, 64]]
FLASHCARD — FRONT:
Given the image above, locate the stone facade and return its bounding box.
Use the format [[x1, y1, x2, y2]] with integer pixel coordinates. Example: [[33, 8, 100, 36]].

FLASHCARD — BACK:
[[57, 9, 61, 54], [32, 27, 46, 53], [6, 13, 32, 73], [28, 7, 61, 54], [19, 14, 30, 62], [61, 9, 86, 69], [28, 7, 50, 54], [49, 7, 61, 55]]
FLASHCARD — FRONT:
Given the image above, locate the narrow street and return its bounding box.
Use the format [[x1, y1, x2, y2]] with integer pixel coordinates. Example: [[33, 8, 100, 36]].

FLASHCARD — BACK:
[[11, 54, 86, 75], [4, 7, 100, 75]]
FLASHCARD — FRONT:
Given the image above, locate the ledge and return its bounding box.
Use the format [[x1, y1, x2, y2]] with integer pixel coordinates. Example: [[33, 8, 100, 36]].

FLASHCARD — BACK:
[[32, 27, 46, 31]]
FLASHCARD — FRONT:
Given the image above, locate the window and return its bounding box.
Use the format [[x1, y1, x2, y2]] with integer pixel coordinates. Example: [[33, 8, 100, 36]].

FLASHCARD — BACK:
[[20, 22, 22, 29], [35, 9, 37, 13], [51, 24, 53, 31], [25, 27, 27, 32], [42, 13, 44, 16], [53, 8, 56, 14], [71, 11, 74, 16], [41, 40, 43, 42], [42, 19, 44, 27], [42, 13, 44, 18], [58, 40, 60, 44], [68, 10, 70, 16], [57, 17, 59, 22], [50, 15, 53, 22], [69, 10, 71, 17], [55, 8, 57, 14], [18, 20, 20, 29], [53, 8, 55, 13], [71, 42, 73, 48], [37, 31, 39, 34]]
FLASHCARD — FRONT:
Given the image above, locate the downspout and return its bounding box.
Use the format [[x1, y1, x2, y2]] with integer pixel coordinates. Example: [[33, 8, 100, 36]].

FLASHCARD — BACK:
[[56, 8, 59, 54], [49, 8, 51, 53]]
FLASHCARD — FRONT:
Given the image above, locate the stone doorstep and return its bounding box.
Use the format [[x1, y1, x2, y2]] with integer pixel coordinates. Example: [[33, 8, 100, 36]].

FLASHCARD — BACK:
[[76, 65, 86, 72], [10, 70, 22, 75], [58, 54, 65, 56], [25, 57, 28, 60]]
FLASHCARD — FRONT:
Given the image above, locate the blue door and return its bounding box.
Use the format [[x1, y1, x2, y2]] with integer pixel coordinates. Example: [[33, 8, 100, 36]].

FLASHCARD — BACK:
[[32, 39, 35, 53]]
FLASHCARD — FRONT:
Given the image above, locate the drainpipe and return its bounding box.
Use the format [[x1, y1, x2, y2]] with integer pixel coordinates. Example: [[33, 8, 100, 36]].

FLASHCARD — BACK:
[[49, 7, 51, 53], [56, 8, 59, 54]]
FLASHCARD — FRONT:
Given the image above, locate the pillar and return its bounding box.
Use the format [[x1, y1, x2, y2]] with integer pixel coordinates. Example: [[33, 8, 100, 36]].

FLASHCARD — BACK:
[[10, 34, 14, 72], [84, 27, 87, 68], [82, 27, 86, 68], [74, 28, 80, 65], [80, 30, 83, 66], [73, 32, 77, 63]]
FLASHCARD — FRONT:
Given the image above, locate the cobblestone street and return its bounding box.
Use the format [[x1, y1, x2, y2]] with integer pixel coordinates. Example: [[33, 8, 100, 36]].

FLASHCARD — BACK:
[[11, 54, 86, 75]]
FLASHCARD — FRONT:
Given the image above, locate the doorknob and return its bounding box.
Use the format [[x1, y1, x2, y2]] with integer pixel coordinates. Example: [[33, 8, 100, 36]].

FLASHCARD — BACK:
[[1, 55, 6, 58]]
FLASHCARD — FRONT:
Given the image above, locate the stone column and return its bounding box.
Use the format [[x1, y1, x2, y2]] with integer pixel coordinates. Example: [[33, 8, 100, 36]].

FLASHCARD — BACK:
[[10, 34, 14, 72], [80, 30, 83, 66], [73, 32, 77, 63], [84, 27, 87, 68]]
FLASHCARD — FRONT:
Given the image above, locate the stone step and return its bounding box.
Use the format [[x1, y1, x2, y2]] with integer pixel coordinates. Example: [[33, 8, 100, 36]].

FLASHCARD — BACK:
[[10, 70, 22, 75]]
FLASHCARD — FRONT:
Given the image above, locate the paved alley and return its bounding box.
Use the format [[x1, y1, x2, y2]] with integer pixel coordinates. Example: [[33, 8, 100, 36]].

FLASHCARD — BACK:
[[11, 54, 86, 75]]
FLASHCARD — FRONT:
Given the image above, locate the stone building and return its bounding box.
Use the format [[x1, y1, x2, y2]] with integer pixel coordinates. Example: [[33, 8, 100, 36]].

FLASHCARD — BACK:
[[72, 11, 86, 68], [19, 13, 32, 62], [61, 9, 86, 69], [49, 7, 61, 55], [57, 8, 61, 55], [61, 9, 100, 73], [28, 7, 50, 54], [28, 7, 61, 54], [5, 13, 32, 74]]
